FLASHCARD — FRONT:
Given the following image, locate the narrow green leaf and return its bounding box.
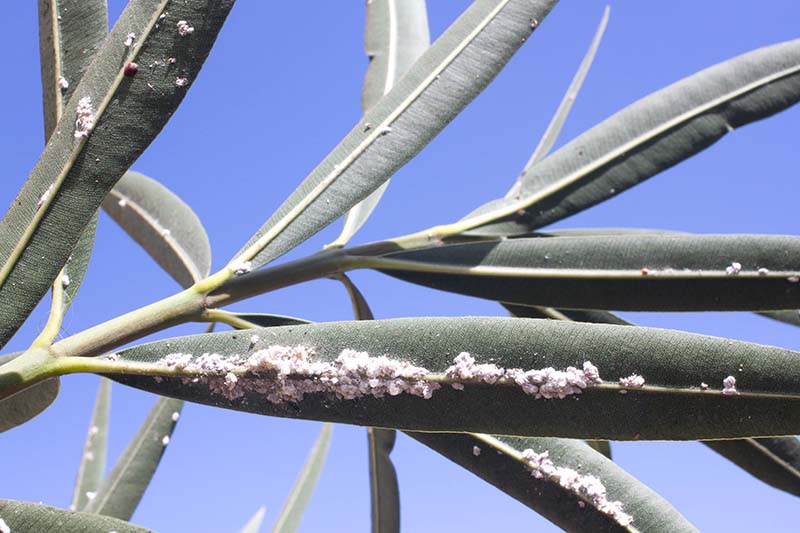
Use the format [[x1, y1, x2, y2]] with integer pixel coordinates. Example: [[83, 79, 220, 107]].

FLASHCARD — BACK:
[[38, 1, 106, 321], [511, 5, 608, 183], [234, 0, 559, 269], [60, 213, 99, 316], [240, 506, 266, 533], [72, 378, 111, 512], [409, 433, 695, 532], [503, 303, 629, 326], [272, 423, 333, 533], [83, 396, 183, 520], [103, 171, 212, 288], [703, 437, 800, 497], [506, 300, 800, 497], [0, 352, 58, 432], [759, 310, 800, 328], [228, 313, 310, 329], [461, 38, 800, 235], [362, 0, 431, 112], [329, 0, 431, 248], [585, 440, 612, 460], [0, 0, 236, 349], [38, 0, 108, 141], [371, 234, 800, 311], [368, 428, 400, 533], [110, 317, 800, 440], [335, 274, 375, 320], [0, 499, 153, 533]]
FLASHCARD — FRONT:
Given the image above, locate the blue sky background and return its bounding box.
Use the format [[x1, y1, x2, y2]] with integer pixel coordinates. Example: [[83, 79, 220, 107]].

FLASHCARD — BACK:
[[1, 1, 798, 531]]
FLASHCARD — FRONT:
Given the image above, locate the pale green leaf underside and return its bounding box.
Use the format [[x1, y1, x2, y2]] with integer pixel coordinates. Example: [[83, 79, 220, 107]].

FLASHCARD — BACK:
[[0, 0, 236, 349], [463, 38, 800, 235], [111, 317, 800, 440], [372, 234, 800, 311], [368, 428, 400, 533], [83, 396, 183, 520], [514, 5, 608, 176], [72, 378, 111, 512], [330, 0, 431, 247], [410, 433, 695, 533], [239, 506, 266, 533], [0, 500, 153, 533], [235, 0, 559, 268], [103, 171, 212, 288], [272, 423, 332, 533], [362, 0, 431, 111], [0, 352, 58, 432]]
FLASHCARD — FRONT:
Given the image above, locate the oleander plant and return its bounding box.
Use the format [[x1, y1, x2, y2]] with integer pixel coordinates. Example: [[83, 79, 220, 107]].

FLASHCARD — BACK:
[[1, 0, 798, 531]]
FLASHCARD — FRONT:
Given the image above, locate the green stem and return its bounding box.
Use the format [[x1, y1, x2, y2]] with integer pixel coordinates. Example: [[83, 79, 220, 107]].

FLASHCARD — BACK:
[[199, 309, 260, 330], [27, 236, 437, 362], [51, 287, 204, 358], [32, 268, 67, 349], [206, 248, 360, 308], [0, 349, 60, 401]]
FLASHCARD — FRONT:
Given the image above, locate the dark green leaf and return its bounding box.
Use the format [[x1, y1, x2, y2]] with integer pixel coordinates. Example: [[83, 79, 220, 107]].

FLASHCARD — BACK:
[[507, 297, 800, 497], [0, 500, 153, 533], [38, 0, 108, 141], [704, 438, 800, 497], [585, 440, 612, 460], [371, 234, 800, 311], [235, 0, 559, 269], [409, 433, 695, 532], [83, 396, 183, 520], [759, 310, 800, 328], [333, 277, 397, 531], [229, 313, 310, 329], [504, 303, 630, 326], [0, 0, 236, 349], [368, 428, 400, 533], [103, 171, 212, 288], [38, 1, 106, 320], [335, 274, 375, 320], [330, 0, 431, 247], [110, 317, 800, 440], [0, 352, 59, 432], [272, 423, 332, 533], [60, 213, 98, 317], [71, 378, 111, 512], [461, 38, 800, 235]]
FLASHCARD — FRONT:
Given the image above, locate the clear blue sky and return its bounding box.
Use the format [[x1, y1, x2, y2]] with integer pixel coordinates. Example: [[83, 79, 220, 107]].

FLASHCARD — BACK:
[[1, 1, 798, 531]]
